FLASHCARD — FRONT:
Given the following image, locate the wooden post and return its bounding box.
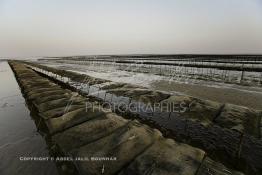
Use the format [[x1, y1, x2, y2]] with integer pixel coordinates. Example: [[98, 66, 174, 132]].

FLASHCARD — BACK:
[[240, 63, 245, 83], [240, 70, 245, 83]]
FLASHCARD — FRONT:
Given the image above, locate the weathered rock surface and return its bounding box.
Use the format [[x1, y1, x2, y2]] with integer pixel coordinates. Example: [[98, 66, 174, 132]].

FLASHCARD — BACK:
[[36, 97, 85, 113], [39, 104, 85, 119], [161, 95, 222, 126], [239, 135, 262, 174], [119, 138, 205, 175], [215, 104, 261, 138], [53, 113, 128, 152], [46, 107, 105, 134], [71, 121, 162, 175]]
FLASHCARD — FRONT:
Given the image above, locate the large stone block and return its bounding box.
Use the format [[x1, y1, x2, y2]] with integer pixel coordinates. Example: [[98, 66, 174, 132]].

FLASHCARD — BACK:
[[52, 113, 128, 152], [46, 106, 107, 134], [71, 121, 161, 175], [107, 88, 150, 97], [28, 89, 69, 100], [239, 135, 262, 174], [27, 87, 64, 96], [161, 95, 222, 126], [100, 82, 125, 90], [119, 138, 205, 175], [39, 104, 85, 120], [23, 83, 58, 93], [39, 95, 85, 111], [133, 91, 170, 104], [29, 87, 62, 97], [186, 122, 241, 166], [33, 93, 72, 105], [214, 104, 261, 137]]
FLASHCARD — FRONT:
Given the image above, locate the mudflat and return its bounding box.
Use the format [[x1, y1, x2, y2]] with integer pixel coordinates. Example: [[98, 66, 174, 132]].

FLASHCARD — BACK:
[[151, 80, 262, 110]]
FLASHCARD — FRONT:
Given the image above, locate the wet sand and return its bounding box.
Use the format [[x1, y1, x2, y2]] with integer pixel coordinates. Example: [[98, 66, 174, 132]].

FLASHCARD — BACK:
[[0, 62, 58, 175], [151, 80, 262, 110], [44, 62, 262, 110]]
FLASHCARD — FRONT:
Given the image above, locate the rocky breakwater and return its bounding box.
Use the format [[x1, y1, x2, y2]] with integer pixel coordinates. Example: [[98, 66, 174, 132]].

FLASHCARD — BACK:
[[9, 60, 249, 175]]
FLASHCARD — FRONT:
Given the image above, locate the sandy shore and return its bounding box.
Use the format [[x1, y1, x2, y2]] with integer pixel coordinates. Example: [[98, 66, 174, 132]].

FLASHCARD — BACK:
[[151, 80, 262, 110]]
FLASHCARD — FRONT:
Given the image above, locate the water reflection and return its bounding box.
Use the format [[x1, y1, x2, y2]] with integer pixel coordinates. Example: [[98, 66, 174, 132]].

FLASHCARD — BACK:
[[0, 61, 58, 175]]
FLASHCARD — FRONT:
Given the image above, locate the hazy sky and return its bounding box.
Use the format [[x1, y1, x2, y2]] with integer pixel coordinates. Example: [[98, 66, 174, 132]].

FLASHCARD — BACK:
[[0, 0, 262, 57]]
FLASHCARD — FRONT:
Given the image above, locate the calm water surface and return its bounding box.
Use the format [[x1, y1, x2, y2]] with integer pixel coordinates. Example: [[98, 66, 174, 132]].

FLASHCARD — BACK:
[[0, 61, 58, 175]]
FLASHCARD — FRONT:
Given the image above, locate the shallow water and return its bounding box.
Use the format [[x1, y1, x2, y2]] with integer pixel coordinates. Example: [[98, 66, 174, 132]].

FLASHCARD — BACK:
[[0, 61, 58, 175]]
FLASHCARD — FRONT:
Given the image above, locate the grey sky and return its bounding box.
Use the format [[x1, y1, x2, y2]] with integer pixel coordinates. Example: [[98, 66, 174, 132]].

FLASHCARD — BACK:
[[0, 0, 262, 57]]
